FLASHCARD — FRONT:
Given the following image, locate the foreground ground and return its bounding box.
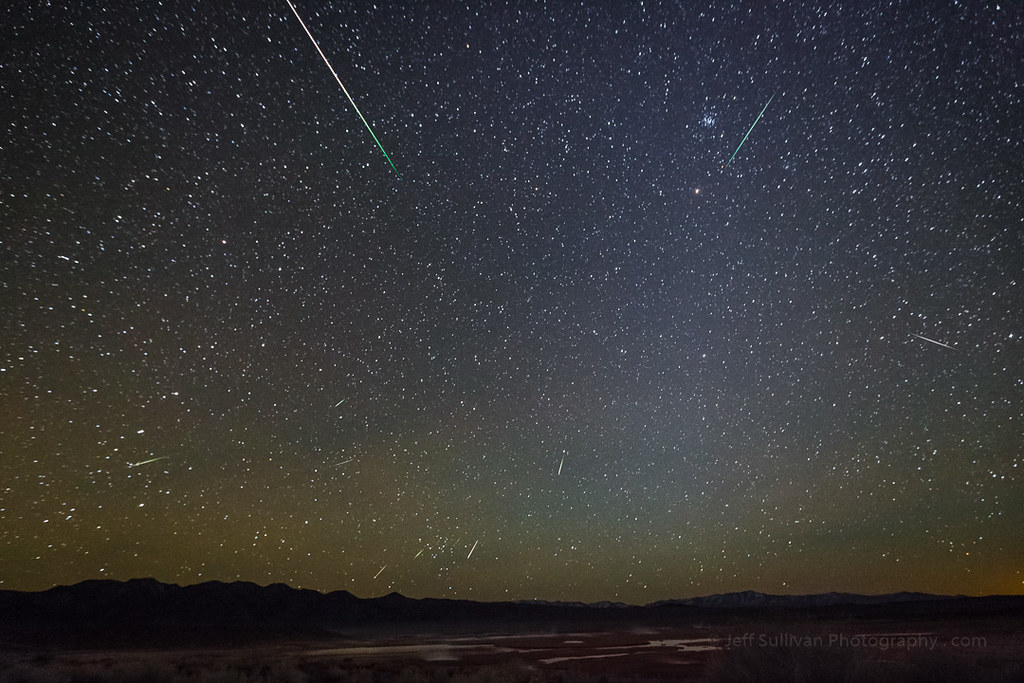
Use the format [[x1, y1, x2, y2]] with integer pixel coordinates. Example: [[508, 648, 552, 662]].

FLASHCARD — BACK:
[[2, 615, 1022, 682]]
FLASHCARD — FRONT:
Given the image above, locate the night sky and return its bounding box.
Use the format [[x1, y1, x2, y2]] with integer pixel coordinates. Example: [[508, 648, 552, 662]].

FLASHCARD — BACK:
[[3, 1, 1022, 604]]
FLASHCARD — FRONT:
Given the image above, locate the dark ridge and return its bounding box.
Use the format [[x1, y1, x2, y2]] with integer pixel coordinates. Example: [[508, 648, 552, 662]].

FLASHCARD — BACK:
[[646, 589, 958, 609], [1, 579, 1021, 649]]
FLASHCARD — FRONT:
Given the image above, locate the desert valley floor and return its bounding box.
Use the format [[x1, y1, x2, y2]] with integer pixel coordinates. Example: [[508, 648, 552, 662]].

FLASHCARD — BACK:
[[3, 615, 1023, 682]]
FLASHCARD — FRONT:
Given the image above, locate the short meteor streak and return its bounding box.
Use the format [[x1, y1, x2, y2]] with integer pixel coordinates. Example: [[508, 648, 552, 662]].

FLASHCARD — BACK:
[[414, 548, 424, 559], [283, 0, 401, 177], [911, 333, 957, 350], [557, 454, 564, 476], [129, 456, 167, 468], [467, 540, 478, 559], [724, 92, 776, 168], [373, 564, 387, 579], [334, 398, 346, 407]]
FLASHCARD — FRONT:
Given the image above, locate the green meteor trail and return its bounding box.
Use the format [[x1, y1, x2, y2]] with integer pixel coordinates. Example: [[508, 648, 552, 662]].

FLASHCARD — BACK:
[[284, 0, 401, 178], [724, 92, 776, 168]]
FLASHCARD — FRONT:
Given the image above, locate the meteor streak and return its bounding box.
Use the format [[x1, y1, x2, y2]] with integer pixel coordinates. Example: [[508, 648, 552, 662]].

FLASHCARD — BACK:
[[414, 548, 424, 559], [373, 563, 387, 579], [911, 333, 957, 350], [724, 92, 776, 168], [334, 398, 346, 407], [467, 540, 478, 559], [557, 454, 564, 476], [283, 0, 401, 177], [129, 456, 167, 468]]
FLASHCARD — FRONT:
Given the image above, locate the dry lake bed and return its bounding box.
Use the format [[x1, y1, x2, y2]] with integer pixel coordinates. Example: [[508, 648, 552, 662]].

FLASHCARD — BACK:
[[2, 617, 1023, 682]]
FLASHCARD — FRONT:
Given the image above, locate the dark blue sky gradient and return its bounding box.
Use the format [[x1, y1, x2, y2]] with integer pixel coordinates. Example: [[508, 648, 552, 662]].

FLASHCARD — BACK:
[[2, 1, 1021, 602]]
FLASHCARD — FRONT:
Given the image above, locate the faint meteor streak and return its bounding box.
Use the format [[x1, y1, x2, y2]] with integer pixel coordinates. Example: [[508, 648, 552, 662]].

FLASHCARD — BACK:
[[724, 92, 776, 168], [557, 454, 564, 476], [373, 563, 387, 579], [129, 456, 167, 468], [911, 333, 957, 350], [467, 540, 478, 559], [414, 548, 424, 559], [334, 398, 346, 407], [283, 0, 401, 177]]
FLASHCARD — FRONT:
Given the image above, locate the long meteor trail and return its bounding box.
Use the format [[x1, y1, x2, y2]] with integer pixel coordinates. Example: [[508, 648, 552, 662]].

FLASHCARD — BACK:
[[129, 456, 167, 468], [724, 92, 776, 168], [283, 0, 401, 177], [911, 333, 957, 350]]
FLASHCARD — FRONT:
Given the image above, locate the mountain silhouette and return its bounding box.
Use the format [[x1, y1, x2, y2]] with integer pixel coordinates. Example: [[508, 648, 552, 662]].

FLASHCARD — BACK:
[[1, 579, 1020, 648]]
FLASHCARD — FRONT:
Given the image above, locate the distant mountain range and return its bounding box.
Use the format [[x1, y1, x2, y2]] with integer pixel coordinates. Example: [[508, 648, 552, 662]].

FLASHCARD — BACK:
[[1, 579, 1020, 648], [648, 589, 958, 609]]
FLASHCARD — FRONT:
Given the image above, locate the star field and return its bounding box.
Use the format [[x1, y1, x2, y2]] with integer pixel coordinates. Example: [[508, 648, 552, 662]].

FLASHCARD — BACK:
[[2, 1, 1022, 603]]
